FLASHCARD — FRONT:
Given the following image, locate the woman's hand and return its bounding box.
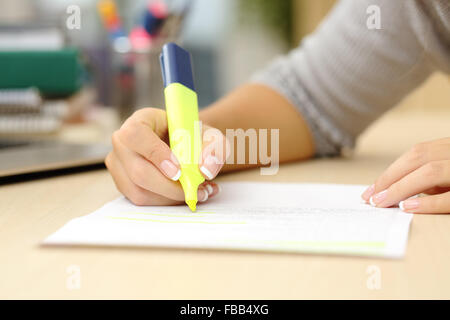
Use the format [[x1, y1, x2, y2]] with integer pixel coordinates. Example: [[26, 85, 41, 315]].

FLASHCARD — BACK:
[[362, 138, 450, 214], [105, 108, 229, 206]]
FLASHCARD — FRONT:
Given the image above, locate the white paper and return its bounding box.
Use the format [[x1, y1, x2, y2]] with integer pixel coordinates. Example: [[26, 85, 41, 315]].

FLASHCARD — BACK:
[[43, 183, 413, 258]]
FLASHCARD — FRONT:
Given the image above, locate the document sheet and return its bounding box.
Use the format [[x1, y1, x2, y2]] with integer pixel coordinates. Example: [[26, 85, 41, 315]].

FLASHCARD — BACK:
[[43, 183, 413, 258]]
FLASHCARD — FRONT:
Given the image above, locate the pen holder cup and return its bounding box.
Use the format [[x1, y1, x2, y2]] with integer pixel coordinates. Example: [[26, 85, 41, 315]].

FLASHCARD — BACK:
[[111, 48, 165, 122]]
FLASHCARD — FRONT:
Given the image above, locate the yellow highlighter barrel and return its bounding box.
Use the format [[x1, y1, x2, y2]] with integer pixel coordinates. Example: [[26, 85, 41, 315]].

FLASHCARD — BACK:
[[160, 43, 205, 211], [164, 83, 204, 211]]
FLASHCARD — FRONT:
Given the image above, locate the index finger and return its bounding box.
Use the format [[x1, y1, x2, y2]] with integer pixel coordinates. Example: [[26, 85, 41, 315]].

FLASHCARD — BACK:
[[363, 141, 450, 201], [116, 108, 181, 181]]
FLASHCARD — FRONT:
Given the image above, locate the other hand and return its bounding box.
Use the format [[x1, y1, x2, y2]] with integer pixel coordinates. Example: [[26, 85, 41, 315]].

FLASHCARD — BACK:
[[361, 138, 450, 214]]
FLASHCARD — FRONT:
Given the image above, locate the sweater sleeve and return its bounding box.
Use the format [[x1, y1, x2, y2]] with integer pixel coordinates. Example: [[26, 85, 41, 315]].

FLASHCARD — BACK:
[[251, 0, 445, 156]]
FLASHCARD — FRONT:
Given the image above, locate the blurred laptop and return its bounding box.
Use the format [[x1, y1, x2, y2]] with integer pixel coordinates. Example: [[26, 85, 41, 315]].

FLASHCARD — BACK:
[[0, 139, 110, 178]]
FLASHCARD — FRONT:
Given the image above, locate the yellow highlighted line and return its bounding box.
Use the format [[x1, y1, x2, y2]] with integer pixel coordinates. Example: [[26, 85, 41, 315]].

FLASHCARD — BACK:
[[226, 239, 386, 248], [270, 241, 385, 248], [123, 211, 217, 218], [108, 216, 246, 225], [124, 212, 205, 218]]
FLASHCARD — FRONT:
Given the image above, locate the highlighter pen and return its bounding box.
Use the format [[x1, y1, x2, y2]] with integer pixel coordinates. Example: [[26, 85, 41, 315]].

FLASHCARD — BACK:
[[160, 43, 205, 212]]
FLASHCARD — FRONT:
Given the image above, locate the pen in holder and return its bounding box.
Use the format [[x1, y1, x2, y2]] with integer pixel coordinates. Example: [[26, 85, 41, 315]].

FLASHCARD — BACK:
[[111, 49, 165, 121], [101, 0, 191, 121]]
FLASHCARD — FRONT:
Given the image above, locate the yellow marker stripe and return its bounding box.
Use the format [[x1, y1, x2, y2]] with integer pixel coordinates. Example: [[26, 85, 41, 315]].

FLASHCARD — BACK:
[[225, 239, 385, 248], [124, 211, 216, 217], [124, 212, 206, 218], [108, 216, 246, 225], [268, 240, 385, 248]]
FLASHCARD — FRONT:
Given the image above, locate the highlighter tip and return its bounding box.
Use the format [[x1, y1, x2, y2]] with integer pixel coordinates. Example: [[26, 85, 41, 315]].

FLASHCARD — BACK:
[[186, 200, 197, 212]]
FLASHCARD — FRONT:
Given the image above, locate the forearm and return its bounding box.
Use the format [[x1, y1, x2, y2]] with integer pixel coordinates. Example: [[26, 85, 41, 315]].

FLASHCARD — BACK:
[[200, 83, 315, 172]]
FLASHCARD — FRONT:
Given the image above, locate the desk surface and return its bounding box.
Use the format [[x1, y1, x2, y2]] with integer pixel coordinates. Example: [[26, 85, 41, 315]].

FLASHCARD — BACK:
[[1, 109, 450, 299]]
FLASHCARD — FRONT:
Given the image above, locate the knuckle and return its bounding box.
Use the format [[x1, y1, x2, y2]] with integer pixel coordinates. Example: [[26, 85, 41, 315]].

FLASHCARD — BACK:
[[128, 190, 150, 206], [134, 107, 156, 117], [374, 175, 389, 191], [133, 107, 163, 124], [144, 140, 162, 161], [422, 161, 444, 179], [128, 160, 148, 187], [387, 182, 400, 195], [373, 171, 394, 192], [131, 108, 150, 119], [104, 152, 112, 169], [119, 120, 139, 145], [409, 143, 428, 162], [111, 130, 121, 147]]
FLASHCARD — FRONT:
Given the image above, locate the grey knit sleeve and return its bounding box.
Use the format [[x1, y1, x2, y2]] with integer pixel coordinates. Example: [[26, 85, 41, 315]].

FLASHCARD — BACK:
[[251, 0, 449, 156]]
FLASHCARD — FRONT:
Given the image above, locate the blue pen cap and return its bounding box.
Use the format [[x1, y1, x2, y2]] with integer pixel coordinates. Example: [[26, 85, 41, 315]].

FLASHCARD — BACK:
[[160, 42, 195, 91]]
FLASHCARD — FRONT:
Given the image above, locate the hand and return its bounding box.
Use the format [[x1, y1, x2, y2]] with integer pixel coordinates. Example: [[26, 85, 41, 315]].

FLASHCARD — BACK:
[[361, 138, 450, 214], [105, 108, 229, 206]]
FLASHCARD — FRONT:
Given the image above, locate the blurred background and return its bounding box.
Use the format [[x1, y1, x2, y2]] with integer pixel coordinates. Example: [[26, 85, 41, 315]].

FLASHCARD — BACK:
[[0, 0, 298, 140], [0, 0, 448, 177]]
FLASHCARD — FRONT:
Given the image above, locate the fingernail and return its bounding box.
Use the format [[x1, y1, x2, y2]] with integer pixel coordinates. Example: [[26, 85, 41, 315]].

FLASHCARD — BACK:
[[211, 184, 221, 198], [161, 160, 181, 181], [170, 153, 180, 166], [205, 184, 213, 195], [369, 189, 388, 207], [399, 199, 420, 212], [200, 155, 221, 180], [198, 188, 208, 202], [362, 184, 375, 200]]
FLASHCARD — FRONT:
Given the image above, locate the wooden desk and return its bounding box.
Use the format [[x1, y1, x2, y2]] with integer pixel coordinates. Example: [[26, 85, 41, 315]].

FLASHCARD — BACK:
[[1, 108, 449, 299]]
